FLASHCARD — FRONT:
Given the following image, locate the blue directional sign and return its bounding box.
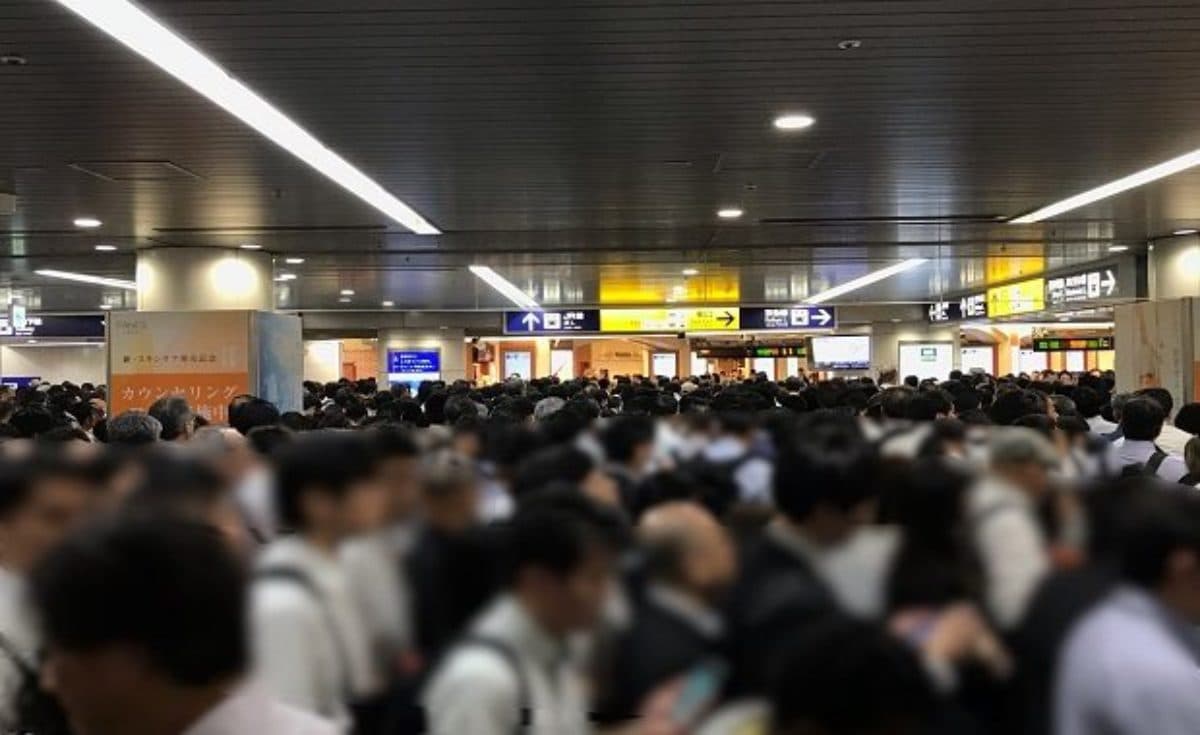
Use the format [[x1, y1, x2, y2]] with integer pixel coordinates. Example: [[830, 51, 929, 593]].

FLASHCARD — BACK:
[[740, 306, 836, 331], [504, 309, 601, 335]]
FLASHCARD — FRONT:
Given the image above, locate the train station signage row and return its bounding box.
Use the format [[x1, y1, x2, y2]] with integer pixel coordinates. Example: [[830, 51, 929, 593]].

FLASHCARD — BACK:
[[693, 344, 808, 359], [1031, 336, 1114, 352], [926, 264, 1120, 323], [503, 306, 837, 335]]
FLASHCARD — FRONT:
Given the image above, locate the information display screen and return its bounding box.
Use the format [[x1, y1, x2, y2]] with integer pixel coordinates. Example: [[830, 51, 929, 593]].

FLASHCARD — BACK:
[[386, 350, 441, 388], [810, 335, 871, 370]]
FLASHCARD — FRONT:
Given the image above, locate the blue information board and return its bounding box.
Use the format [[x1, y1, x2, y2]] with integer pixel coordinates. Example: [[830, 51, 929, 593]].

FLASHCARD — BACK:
[[740, 306, 836, 331], [387, 350, 441, 375], [503, 310, 601, 335]]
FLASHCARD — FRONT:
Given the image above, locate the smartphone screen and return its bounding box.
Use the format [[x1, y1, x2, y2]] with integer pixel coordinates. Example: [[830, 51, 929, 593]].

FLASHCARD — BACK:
[[671, 660, 729, 726]]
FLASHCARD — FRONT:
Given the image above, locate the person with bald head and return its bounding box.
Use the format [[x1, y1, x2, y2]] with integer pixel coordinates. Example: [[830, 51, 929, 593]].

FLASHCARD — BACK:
[[597, 501, 736, 722]]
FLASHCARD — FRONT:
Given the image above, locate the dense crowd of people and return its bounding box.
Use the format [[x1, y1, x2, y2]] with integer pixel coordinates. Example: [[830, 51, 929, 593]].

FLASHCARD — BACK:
[[0, 366, 1198, 735]]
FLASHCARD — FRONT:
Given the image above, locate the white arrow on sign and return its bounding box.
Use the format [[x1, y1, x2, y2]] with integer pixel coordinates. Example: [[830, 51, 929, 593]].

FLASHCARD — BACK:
[[1100, 270, 1116, 296], [813, 308, 833, 326], [521, 312, 541, 331]]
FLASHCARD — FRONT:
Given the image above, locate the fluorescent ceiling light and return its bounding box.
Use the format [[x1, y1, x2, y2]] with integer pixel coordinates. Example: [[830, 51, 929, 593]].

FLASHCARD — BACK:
[[94, 244, 117, 252], [73, 217, 102, 228], [469, 265, 540, 310], [54, 0, 439, 236], [99, 304, 113, 310], [1108, 245, 1129, 252], [774, 114, 816, 131], [1173, 228, 1198, 236], [339, 289, 355, 296], [338, 297, 352, 303], [1010, 148, 1200, 223], [381, 300, 395, 307], [682, 268, 700, 276], [239, 243, 261, 250], [805, 259, 928, 305], [285, 257, 305, 264], [717, 208, 744, 219], [274, 273, 297, 282], [36, 269, 137, 291]]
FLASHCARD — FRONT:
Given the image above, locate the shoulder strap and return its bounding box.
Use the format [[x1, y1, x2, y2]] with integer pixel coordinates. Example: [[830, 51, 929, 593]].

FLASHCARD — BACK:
[[460, 635, 531, 735], [1145, 450, 1169, 476], [0, 631, 34, 677], [255, 566, 354, 702]]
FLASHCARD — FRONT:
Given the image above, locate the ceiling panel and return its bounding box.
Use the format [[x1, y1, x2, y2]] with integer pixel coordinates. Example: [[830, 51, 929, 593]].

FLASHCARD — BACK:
[[0, 0, 1194, 311]]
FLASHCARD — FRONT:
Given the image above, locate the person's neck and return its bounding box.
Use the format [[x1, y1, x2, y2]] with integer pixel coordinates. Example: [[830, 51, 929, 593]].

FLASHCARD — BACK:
[[302, 529, 339, 555], [117, 678, 236, 735], [513, 589, 569, 641]]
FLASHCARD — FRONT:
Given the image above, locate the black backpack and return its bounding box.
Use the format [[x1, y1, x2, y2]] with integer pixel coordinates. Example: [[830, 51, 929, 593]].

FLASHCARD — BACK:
[[0, 633, 72, 735], [1119, 449, 1169, 479]]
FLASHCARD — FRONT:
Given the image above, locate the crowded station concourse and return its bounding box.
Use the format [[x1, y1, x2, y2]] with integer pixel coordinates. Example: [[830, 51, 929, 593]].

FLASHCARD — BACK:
[[6, 1, 1200, 735]]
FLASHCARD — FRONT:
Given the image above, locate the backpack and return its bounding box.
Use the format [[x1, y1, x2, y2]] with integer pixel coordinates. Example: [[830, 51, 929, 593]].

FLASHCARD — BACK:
[[0, 633, 71, 735], [1118, 449, 1169, 479]]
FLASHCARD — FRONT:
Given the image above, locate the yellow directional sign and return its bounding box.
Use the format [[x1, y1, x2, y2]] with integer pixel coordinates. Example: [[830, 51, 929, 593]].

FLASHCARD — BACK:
[[599, 308, 740, 333], [987, 278, 1045, 317]]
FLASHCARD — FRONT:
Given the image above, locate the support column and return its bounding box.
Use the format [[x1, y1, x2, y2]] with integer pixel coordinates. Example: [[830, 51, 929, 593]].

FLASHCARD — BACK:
[[136, 247, 273, 311]]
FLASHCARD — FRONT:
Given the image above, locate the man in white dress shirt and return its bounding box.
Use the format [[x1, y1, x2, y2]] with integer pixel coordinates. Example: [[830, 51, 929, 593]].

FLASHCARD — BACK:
[[251, 432, 389, 732], [1137, 388, 1195, 456], [1055, 489, 1200, 735], [423, 491, 625, 735], [29, 514, 336, 735], [0, 455, 92, 730], [1108, 397, 1190, 483]]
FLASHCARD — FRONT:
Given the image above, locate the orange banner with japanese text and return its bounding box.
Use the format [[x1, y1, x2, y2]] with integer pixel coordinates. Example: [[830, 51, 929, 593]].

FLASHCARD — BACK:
[[108, 311, 251, 421]]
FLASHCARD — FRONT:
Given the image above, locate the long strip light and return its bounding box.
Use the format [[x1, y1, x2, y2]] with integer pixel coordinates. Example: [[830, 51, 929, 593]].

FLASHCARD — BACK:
[[469, 266, 540, 310], [53, 0, 439, 235], [1010, 148, 1200, 224], [805, 259, 929, 305], [35, 269, 138, 291]]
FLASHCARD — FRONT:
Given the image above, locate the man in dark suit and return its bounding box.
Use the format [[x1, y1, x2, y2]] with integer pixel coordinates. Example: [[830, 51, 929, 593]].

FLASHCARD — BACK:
[[597, 502, 736, 720]]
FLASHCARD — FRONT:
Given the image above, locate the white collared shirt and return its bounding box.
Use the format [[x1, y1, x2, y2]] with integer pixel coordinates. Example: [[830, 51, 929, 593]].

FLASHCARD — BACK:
[[340, 523, 416, 682], [182, 683, 338, 735], [967, 475, 1049, 629], [1056, 586, 1200, 735], [766, 522, 900, 620], [1108, 439, 1190, 483], [1086, 415, 1119, 435], [251, 537, 377, 733], [423, 595, 590, 735], [0, 567, 36, 731]]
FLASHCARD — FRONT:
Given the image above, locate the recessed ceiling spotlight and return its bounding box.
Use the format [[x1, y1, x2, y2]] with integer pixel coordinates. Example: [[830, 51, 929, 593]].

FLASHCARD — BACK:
[[1108, 245, 1129, 252], [73, 217, 102, 229], [284, 257, 305, 264], [1, 52, 28, 66], [682, 268, 700, 276], [381, 300, 394, 307], [338, 297, 352, 303], [773, 114, 816, 131], [717, 208, 744, 220], [837, 39, 862, 50], [339, 289, 355, 296], [94, 244, 117, 252], [1173, 228, 1198, 236], [239, 243, 261, 250]]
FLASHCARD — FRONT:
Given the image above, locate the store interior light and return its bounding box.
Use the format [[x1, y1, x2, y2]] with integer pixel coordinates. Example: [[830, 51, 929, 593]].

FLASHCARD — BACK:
[[1010, 147, 1200, 223], [53, 0, 439, 235], [35, 269, 137, 291], [469, 265, 540, 310], [805, 259, 929, 305]]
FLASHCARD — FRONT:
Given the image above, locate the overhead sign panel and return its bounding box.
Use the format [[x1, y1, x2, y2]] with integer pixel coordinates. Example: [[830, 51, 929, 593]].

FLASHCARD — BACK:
[[927, 292, 988, 323], [0, 314, 106, 338], [503, 310, 600, 335], [695, 344, 808, 359], [1045, 265, 1119, 307], [741, 306, 836, 331], [987, 278, 1045, 317], [1032, 336, 1114, 352], [599, 308, 739, 333]]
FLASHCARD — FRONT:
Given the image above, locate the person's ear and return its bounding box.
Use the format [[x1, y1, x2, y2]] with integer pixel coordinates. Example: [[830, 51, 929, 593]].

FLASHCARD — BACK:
[[1167, 548, 1199, 581]]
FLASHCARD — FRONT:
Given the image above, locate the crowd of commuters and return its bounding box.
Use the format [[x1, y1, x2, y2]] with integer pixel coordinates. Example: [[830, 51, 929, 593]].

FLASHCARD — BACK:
[[0, 367, 1198, 735]]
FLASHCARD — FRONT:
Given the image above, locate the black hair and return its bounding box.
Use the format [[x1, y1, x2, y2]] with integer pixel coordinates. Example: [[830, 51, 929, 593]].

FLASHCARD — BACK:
[[506, 491, 625, 582], [1122, 488, 1200, 588], [229, 397, 280, 436], [1013, 413, 1057, 441], [513, 445, 596, 499], [773, 421, 879, 522], [600, 415, 656, 464], [10, 406, 59, 439], [953, 389, 981, 413], [148, 396, 194, 441], [1072, 386, 1103, 419], [123, 454, 227, 519], [30, 515, 247, 686], [1136, 387, 1174, 417], [880, 387, 912, 420], [245, 425, 294, 456], [369, 423, 420, 459], [1121, 397, 1166, 442], [0, 456, 90, 520], [989, 389, 1046, 426], [905, 393, 946, 422], [1176, 403, 1200, 436], [273, 432, 377, 530], [770, 616, 934, 735]]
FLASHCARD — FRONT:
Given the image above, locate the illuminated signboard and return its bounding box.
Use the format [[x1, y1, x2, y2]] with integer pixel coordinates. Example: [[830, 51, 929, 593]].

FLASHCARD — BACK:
[[1045, 265, 1118, 307], [987, 278, 1045, 317], [504, 310, 600, 335], [0, 315, 106, 338], [1032, 336, 1114, 352], [599, 308, 739, 333], [927, 292, 988, 322], [694, 344, 808, 359], [741, 306, 836, 330], [386, 350, 441, 388]]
